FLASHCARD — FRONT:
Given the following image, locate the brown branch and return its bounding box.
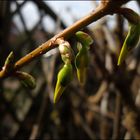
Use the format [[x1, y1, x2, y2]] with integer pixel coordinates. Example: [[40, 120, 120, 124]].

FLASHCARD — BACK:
[[0, 1, 129, 79], [115, 7, 140, 24]]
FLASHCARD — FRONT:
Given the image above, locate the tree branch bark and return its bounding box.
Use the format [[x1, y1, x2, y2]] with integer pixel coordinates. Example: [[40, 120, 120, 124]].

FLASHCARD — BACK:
[[0, 0, 130, 79]]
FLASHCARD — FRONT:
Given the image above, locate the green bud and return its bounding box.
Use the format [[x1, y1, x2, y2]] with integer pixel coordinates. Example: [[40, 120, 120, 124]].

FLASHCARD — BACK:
[[75, 42, 89, 85], [15, 71, 36, 89], [118, 23, 140, 65], [54, 64, 73, 104], [3, 51, 14, 71], [59, 41, 73, 64], [75, 31, 93, 47]]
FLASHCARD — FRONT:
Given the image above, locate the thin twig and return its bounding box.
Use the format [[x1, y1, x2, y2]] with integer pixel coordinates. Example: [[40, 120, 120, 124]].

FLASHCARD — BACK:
[[73, 109, 96, 139], [29, 92, 48, 139], [112, 93, 122, 139]]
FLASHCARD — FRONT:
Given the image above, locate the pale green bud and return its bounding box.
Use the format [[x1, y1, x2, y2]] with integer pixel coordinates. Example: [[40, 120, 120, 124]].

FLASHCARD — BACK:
[[54, 64, 73, 104], [75, 31, 93, 47], [59, 41, 73, 64], [3, 51, 14, 72]]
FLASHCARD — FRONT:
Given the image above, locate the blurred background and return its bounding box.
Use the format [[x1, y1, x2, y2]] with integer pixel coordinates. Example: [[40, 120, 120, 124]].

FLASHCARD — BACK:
[[0, 0, 140, 139]]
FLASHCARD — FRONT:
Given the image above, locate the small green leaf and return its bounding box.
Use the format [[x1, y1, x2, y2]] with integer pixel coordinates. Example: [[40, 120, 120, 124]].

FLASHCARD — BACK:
[[76, 31, 93, 47], [118, 23, 140, 65], [15, 71, 36, 89], [54, 64, 73, 104]]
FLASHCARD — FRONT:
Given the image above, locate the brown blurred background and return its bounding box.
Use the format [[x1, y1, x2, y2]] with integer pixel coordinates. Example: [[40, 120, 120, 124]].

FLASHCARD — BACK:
[[0, 1, 140, 139]]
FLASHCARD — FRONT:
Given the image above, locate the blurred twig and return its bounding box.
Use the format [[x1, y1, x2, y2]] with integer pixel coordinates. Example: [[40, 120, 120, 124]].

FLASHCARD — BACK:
[[112, 93, 122, 139]]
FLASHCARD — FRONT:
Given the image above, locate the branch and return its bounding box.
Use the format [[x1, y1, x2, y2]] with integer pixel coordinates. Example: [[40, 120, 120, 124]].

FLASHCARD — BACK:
[[0, 0, 129, 79]]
